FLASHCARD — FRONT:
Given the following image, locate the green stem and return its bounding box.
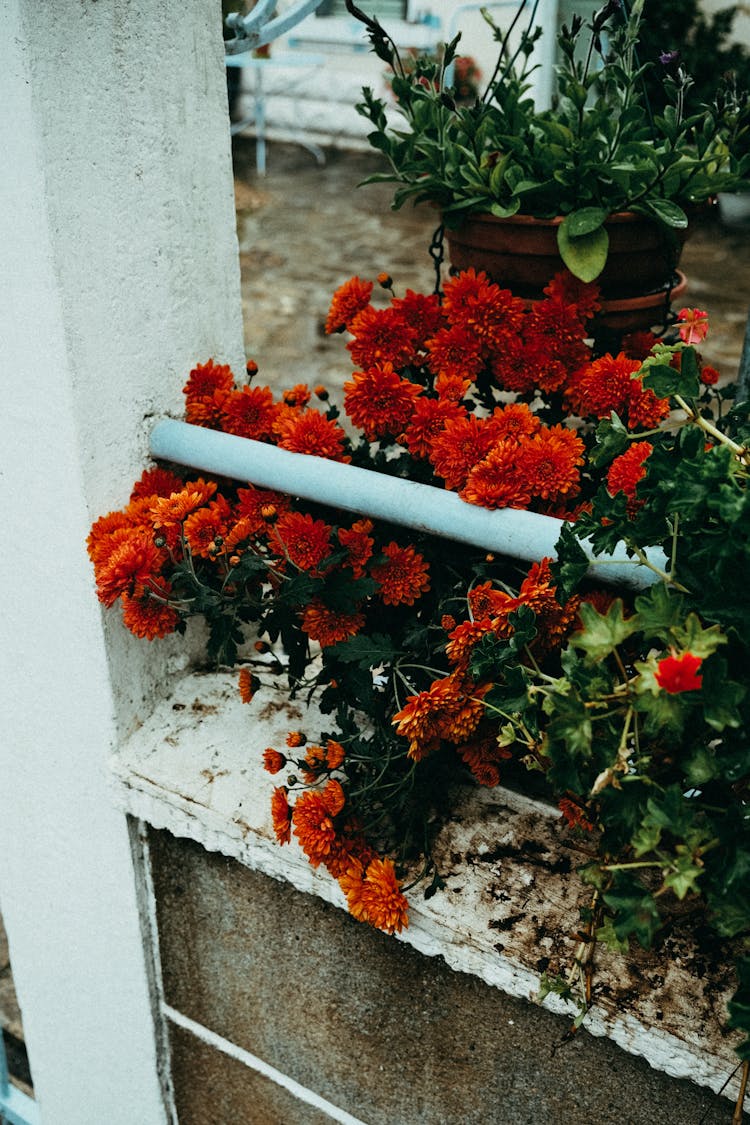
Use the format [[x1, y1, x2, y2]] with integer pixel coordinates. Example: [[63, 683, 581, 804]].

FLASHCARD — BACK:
[[674, 394, 747, 457]]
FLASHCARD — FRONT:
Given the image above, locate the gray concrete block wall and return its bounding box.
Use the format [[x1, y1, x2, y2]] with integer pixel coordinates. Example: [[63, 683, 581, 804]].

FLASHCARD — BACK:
[[149, 829, 747, 1125]]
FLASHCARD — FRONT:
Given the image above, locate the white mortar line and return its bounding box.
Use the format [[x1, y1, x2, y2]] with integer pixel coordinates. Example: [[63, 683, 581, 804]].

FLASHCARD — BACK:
[[162, 1004, 369, 1125], [130, 821, 179, 1125]]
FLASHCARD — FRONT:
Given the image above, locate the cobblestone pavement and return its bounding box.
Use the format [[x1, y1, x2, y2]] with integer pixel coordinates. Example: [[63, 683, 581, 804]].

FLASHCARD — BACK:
[[233, 136, 750, 398]]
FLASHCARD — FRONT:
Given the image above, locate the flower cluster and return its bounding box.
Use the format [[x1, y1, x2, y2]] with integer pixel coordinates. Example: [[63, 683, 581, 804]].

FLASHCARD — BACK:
[[90, 268, 750, 1065]]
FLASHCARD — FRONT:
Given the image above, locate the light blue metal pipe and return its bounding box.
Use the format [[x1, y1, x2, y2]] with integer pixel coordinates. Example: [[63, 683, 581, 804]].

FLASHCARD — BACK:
[[225, 0, 325, 54], [150, 419, 664, 589]]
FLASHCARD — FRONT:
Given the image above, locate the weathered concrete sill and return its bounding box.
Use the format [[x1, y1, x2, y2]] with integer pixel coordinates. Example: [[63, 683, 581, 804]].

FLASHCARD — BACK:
[[111, 669, 744, 1105]]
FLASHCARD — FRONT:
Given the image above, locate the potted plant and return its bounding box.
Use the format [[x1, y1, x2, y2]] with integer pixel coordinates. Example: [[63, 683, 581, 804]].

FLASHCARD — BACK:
[[344, 0, 749, 306], [90, 265, 750, 1104]]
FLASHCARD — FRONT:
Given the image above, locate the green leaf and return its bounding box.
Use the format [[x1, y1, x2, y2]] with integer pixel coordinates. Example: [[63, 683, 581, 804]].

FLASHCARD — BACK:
[[702, 656, 746, 731], [603, 874, 662, 949], [569, 600, 637, 662], [596, 916, 630, 955], [330, 632, 396, 669], [640, 363, 684, 398], [641, 197, 688, 229], [564, 206, 608, 237], [663, 849, 704, 899], [550, 522, 590, 603], [557, 216, 609, 282], [588, 413, 630, 469]]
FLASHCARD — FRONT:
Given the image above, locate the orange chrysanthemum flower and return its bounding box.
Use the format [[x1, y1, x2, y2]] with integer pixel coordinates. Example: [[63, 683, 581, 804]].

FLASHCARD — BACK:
[[607, 441, 653, 508], [130, 466, 184, 502], [271, 786, 292, 845], [301, 599, 365, 647], [263, 748, 287, 774], [286, 730, 307, 748], [490, 334, 542, 395], [325, 276, 374, 334], [371, 542, 430, 606], [425, 324, 484, 380], [393, 672, 485, 760], [467, 581, 517, 625], [120, 588, 180, 640], [347, 305, 415, 370], [183, 360, 235, 427], [543, 272, 601, 321], [326, 740, 346, 769], [517, 425, 584, 503], [302, 743, 327, 783], [272, 511, 332, 573], [183, 497, 231, 558], [512, 558, 581, 653], [567, 352, 641, 418], [441, 268, 491, 318], [443, 271, 525, 350], [338, 858, 370, 922], [429, 415, 498, 491], [183, 359, 235, 401], [489, 402, 543, 443], [87, 512, 137, 566], [559, 797, 594, 832], [149, 479, 218, 529], [274, 408, 350, 462], [292, 779, 345, 868], [338, 519, 375, 578], [95, 529, 165, 607], [343, 363, 422, 441], [434, 371, 472, 401], [523, 298, 590, 395], [359, 857, 409, 934], [461, 440, 532, 510], [401, 396, 465, 459], [238, 668, 257, 703], [235, 486, 291, 536], [445, 617, 495, 669], [625, 380, 670, 430], [282, 383, 311, 408], [457, 734, 512, 788], [390, 289, 444, 345], [292, 790, 337, 866], [220, 385, 278, 440], [621, 330, 660, 361]]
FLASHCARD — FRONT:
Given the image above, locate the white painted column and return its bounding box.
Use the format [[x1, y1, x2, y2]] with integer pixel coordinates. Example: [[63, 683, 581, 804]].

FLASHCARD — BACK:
[[0, 2, 244, 1122]]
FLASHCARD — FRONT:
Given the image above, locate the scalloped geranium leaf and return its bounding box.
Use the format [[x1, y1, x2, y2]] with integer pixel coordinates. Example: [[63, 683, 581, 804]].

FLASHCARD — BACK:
[[589, 412, 630, 468], [557, 214, 609, 282], [569, 599, 637, 661]]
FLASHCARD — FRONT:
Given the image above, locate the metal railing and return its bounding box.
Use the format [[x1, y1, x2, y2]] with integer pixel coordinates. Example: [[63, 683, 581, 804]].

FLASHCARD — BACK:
[[0, 1032, 38, 1125]]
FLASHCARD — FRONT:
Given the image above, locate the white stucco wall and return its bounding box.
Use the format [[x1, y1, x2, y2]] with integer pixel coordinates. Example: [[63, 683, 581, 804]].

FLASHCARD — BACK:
[[0, 1, 244, 1120]]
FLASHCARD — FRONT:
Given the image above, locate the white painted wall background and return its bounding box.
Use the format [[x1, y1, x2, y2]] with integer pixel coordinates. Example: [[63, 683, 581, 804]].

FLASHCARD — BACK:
[[0, 1, 243, 1121]]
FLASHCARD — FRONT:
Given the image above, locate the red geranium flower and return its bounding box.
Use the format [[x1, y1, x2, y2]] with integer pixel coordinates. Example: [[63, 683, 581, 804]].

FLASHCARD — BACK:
[[654, 651, 703, 693]]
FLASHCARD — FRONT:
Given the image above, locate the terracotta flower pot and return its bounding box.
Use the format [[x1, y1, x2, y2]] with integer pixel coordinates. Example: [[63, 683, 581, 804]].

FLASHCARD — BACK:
[[443, 210, 692, 301]]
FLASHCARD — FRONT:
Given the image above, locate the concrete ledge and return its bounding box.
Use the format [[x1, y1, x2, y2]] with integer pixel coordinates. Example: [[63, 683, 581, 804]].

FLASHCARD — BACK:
[[111, 669, 745, 1106]]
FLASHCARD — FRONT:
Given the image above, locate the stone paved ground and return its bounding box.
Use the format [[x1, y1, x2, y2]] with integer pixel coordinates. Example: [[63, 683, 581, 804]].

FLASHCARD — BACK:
[[233, 136, 750, 398]]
